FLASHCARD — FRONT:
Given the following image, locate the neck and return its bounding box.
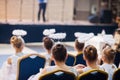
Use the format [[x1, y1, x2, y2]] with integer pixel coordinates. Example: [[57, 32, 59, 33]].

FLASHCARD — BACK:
[[15, 49, 22, 54], [77, 50, 82, 54], [55, 61, 66, 68], [47, 50, 51, 54], [86, 60, 98, 69], [103, 60, 113, 64]]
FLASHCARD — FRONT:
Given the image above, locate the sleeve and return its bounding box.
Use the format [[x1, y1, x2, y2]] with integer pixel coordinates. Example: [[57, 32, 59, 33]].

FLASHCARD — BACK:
[[27, 68, 43, 80], [0, 61, 12, 80], [27, 72, 41, 80], [72, 68, 79, 76], [82, 67, 90, 72]]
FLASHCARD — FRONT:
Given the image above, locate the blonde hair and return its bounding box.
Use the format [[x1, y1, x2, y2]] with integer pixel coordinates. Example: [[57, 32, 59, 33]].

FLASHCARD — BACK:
[[10, 36, 24, 49]]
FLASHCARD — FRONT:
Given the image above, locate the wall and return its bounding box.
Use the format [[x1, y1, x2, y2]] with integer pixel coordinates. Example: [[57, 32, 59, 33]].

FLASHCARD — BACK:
[[0, 0, 6, 21], [0, 0, 74, 22], [74, 0, 90, 20], [0, 23, 117, 43], [74, 0, 99, 20]]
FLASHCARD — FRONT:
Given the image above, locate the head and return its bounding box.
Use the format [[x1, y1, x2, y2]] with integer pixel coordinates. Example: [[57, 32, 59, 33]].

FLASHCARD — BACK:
[[52, 43, 67, 62], [83, 45, 98, 63], [74, 39, 85, 52], [10, 36, 24, 51], [42, 37, 54, 51], [102, 47, 116, 64]]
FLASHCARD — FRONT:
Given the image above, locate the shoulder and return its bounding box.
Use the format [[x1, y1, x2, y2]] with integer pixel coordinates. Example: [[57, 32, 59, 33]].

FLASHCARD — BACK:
[[69, 67, 79, 76], [100, 63, 109, 69], [112, 64, 117, 70], [100, 64, 109, 71], [82, 67, 92, 72], [99, 65, 105, 71], [9, 54, 19, 59], [41, 66, 56, 74], [76, 67, 90, 74], [7, 55, 16, 64], [100, 64, 117, 71], [100, 63, 106, 67], [7, 57, 12, 65], [69, 67, 77, 72], [45, 54, 51, 59]]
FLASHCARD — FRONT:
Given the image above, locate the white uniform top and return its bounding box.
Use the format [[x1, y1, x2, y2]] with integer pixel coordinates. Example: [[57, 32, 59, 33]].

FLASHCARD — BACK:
[[44, 53, 51, 67], [0, 52, 24, 80], [28, 66, 78, 80], [82, 65, 104, 72], [101, 63, 117, 80], [45, 66, 78, 76]]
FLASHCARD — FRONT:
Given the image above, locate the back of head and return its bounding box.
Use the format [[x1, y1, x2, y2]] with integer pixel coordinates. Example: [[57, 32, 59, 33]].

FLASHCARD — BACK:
[[43, 37, 54, 50], [102, 47, 116, 63], [10, 36, 24, 49], [83, 45, 98, 62], [75, 39, 84, 51], [52, 43, 67, 62]]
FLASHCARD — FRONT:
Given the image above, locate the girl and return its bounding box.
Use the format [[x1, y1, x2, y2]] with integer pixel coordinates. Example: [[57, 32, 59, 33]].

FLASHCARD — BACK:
[[75, 45, 103, 74], [74, 39, 86, 66], [101, 47, 117, 80], [28, 43, 78, 80], [0, 36, 25, 80], [42, 37, 54, 67]]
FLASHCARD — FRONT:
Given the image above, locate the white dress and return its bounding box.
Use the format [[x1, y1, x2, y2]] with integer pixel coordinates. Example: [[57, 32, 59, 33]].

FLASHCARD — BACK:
[[101, 63, 117, 80], [0, 52, 24, 80], [44, 53, 51, 67], [28, 66, 78, 80], [82, 65, 104, 72]]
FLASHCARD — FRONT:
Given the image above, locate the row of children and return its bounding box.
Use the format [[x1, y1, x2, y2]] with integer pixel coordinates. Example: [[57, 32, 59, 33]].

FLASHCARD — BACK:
[[0, 28, 120, 80]]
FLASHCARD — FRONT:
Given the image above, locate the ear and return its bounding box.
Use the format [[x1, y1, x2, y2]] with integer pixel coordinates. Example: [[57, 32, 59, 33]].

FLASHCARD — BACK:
[[65, 53, 68, 61], [83, 54, 86, 60]]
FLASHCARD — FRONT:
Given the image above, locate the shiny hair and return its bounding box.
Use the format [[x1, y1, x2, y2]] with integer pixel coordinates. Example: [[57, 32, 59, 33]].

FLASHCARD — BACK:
[[10, 36, 24, 49], [52, 44, 67, 62], [75, 39, 84, 51], [83, 45, 98, 62], [43, 37, 54, 50]]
